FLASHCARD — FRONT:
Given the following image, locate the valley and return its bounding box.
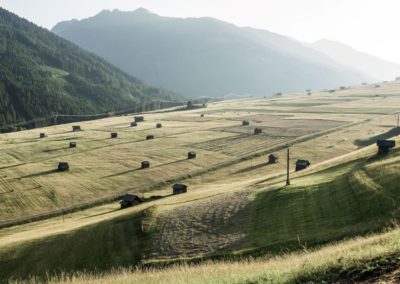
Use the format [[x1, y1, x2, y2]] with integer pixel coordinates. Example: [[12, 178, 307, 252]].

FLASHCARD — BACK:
[[0, 81, 399, 282]]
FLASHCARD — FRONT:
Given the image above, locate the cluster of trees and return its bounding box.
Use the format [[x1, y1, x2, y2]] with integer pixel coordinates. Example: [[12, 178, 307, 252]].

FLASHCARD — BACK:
[[0, 8, 180, 132]]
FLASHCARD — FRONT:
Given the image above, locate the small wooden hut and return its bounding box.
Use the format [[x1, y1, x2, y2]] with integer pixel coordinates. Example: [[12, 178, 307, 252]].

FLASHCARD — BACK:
[[119, 194, 143, 209], [377, 140, 396, 155], [173, 184, 187, 195], [268, 153, 278, 164], [69, 142, 77, 148], [146, 135, 154, 140], [72, 125, 81, 132], [295, 160, 310, 171], [141, 161, 150, 169], [58, 162, 69, 171], [134, 116, 144, 122], [156, 123, 162, 128], [188, 151, 197, 159], [111, 132, 118, 138], [254, 128, 262, 135]]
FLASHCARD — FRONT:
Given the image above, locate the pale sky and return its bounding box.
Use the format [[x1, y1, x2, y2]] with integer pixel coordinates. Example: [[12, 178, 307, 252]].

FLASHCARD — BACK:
[[1, 0, 400, 63]]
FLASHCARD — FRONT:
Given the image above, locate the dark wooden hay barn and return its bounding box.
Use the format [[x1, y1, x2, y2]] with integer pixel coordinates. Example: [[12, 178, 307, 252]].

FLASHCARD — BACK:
[[146, 135, 154, 140], [58, 162, 69, 171], [156, 123, 162, 128], [242, 120, 249, 126], [40, 133, 48, 138], [268, 153, 278, 164], [72, 125, 81, 132], [120, 194, 143, 209], [200, 114, 204, 117], [131, 121, 137, 127], [69, 142, 77, 148], [254, 128, 262, 135], [188, 151, 197, 159], [173, 183, 187, 195], [111, 132, 118, 138], [295, 160, 310, 171], [141, 161, 150, 169], [134, 116, 144, 122], [377, 140, 396, 155]]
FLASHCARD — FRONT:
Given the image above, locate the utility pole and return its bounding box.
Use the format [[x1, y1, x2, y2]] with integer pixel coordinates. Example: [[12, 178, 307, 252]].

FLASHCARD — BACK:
[[397, 114, 399, 135], [286, 147, 290, 186], [51, 112, 58, 125]]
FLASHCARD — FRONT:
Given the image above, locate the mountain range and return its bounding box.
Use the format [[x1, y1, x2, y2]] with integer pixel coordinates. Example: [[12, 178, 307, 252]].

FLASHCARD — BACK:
[[0, 7, 178, 130], [311, 39, 400, 81], [52, 8, 376, 98]]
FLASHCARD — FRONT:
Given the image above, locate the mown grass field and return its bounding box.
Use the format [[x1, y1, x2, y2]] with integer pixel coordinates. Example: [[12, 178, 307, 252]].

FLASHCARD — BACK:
[[0, 81, 400, 282]]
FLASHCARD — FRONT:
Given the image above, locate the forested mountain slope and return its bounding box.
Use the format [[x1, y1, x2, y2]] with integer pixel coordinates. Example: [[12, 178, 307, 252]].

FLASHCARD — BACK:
[[0, 7, 178, 131]]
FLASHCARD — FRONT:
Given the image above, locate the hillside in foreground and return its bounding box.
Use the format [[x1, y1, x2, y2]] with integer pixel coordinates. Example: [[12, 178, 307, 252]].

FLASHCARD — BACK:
[[52, 8, 373, 97], [0, 81, 399, 282], [0, 7, 178, 131]]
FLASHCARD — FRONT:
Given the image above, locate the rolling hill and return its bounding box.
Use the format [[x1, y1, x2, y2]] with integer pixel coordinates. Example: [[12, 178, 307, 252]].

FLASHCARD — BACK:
[[312, 39, 400, 81], [52, 8, 373, 98], [0, 81, 399, 282], [0, 7, 179, 131]]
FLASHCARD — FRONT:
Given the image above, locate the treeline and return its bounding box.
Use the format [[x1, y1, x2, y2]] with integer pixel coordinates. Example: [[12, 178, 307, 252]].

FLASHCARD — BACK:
[[0, 8, 180, 132]]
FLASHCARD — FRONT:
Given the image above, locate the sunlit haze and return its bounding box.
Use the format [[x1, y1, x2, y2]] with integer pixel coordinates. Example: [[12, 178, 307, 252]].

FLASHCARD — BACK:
[[1, 0, 400, 64]]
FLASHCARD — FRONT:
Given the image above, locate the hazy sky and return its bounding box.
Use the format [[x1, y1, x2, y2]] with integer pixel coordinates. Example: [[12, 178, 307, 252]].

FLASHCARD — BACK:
[[1, 0, 400, 63]]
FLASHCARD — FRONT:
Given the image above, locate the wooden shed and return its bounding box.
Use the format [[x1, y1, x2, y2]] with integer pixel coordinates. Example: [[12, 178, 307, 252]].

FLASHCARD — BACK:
[[268, 153, 278, 164], [134, 116, 144, 122], [40, 133, 48, 138], [188, 151, 197, 159], [72, 125, 81, 132], [156, 123, 162, 128], [141, 161, 150, 169], [69, 142, 77, 148], [295, 160, 310, 171], [146, 135, 154, 140], [173, 184, 187, 195], [200, 114, 204, 117], [119, 194, 143, 209], [58, 162, 69, 171], [254, 128, 262, 135], [131, 121, 137, 127], [377, 140, 396, 155], [111, 132, 118, 138], [242, 120, 249, 126]]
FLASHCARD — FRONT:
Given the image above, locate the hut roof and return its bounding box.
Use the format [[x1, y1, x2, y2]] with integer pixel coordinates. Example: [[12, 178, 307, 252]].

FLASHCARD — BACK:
[[269, 153, 279, 159], [296, 160, 310, 166], [173, 183, 187, 191], [377, 140, 396, 148], [121, 194, 143, 203]]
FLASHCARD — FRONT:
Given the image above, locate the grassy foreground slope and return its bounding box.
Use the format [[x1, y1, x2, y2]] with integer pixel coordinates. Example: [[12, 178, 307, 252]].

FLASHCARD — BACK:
[[245, 148, 400, 254], [1, 141, 399, 281], [27, 226, 400, 284]]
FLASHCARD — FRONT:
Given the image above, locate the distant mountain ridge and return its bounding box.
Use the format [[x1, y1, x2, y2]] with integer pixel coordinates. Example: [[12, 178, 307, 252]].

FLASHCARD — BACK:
[[52, 8, 373, 97], [0, 7, 178, 131], [311, 39, 400, 81]]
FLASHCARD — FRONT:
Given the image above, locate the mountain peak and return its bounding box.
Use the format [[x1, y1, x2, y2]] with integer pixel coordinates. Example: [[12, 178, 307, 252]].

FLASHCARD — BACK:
[[133, 7, 152, 14]]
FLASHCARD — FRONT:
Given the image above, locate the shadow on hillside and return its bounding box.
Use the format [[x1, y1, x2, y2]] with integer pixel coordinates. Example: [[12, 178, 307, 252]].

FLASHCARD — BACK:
[[20, 169, 58, 179], [101, 158, 188, 179], [42, 147, 70, 153], [233, 162, 270, 174], [354, 127, 399, 148]]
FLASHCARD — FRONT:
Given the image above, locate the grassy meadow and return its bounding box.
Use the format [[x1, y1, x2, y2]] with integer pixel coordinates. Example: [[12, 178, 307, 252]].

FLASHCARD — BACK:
[[1, 81, 400, 282]]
